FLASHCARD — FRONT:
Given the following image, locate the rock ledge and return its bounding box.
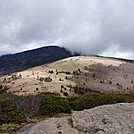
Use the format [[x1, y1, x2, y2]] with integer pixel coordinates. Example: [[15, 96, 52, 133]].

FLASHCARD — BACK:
[[17, 103, 134, 134]]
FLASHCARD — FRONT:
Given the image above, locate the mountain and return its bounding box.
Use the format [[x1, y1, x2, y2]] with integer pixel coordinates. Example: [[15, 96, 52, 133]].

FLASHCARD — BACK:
[[0, 46, 77, 76], [1, 55, 134, 133], [1, 56, 134, 95], [0, 45, 133, 76]]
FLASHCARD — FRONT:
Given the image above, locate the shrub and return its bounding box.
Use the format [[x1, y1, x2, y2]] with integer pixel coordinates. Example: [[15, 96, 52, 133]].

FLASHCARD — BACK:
[[116, 83, 120, 86], [39, 93, 71, 116], [48, 70, 54, 73], [100, 79, 104, 83], [0, 86, 7, 94], [8, 111, 26, 123], [65, 71, 71, 75], [85, 93, 124, 107], [0, 98, 26, 124], [44, 77, 52, 82], [73, 86, 85, 95], [59, 78, 63, 81], [65, 76, 68, 80], [73, 71, 79, 75], [39, 77, 45, 81], [0, 87, 132, 126], [109, 81, 112, 84], [63, 92, 69, 96], [67, 92, 124, 111], [61, 85, 64, 88], [60, 89, 63, 93], [92, 73, 95, 78], [36, 87, 39, 91], [67, 96, 88, 111]]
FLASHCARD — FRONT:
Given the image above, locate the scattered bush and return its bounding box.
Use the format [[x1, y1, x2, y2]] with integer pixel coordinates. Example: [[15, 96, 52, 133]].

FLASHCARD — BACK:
[[59, 78, 63, 81], [36, 87, 39, 91], [56, 71, 71, 75], [78, 69, 81, 73], [39, 77, 52, 82], [44, 77, 52, 82], [92, 73, 95, 78], [65, 71, 71, 75], [109, 81, 112, 84], [100, 79, 104, 83], [65, 76, 68, 80], [39, 77, 45, 81], [72, 86, 94, 95], [60, 89, 63, 93], [61, 85, 64, 88], [63, 92, 69, 97], [48, 70, 54, 73], [116, 83, 120, 86], [73, 71, 79, 75]]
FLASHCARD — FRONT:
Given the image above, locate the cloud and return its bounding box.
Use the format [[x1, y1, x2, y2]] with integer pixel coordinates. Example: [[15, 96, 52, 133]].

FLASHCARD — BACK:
[[100, 45, 134, 59], [0, 0, 134, 59]]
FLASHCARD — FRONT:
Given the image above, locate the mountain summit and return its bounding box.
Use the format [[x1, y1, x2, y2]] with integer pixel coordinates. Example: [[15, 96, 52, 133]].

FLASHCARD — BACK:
[[0, 46, 76, 76]]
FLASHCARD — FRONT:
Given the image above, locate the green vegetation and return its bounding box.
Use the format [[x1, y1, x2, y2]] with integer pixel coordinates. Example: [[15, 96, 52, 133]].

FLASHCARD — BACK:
[[69, 85, 100, 95], [56, 71, 71, 75], [69, 93, 124, 110], [0, 97, 26, 125], [73, 69, 81, 75], [0, 85, 134, 133], [39, 77, 52, 82], [39, 93, 71, 116], [44, 77, 52, 82], [48, 70, 54, 73]]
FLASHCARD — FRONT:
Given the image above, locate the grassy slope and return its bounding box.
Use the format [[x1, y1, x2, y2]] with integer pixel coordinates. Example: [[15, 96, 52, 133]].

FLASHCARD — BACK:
[[1, 56, 134, 96]]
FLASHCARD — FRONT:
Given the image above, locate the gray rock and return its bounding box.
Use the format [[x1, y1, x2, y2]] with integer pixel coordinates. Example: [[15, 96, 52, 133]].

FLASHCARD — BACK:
[[17, 103, 134, 134]]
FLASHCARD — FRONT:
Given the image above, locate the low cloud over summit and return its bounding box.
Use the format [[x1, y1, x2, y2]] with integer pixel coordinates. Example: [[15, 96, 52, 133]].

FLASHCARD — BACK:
[[0, 0, 134, 59]]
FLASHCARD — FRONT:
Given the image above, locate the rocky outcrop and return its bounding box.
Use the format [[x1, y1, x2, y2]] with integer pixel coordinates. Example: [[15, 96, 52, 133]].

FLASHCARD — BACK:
[[72, 103, 134, 134], [17, 103, 134, 134], [17, 117, 84, 134]]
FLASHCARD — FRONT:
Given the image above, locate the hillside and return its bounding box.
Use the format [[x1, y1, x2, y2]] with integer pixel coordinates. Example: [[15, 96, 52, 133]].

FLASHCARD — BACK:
[[0, 46, 76, 76], [1, 56, 134, 96], [0, 56, 134, 133]]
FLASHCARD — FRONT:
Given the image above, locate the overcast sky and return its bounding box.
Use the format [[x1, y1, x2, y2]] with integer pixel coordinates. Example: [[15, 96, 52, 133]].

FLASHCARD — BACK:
[[0, 0, 134, 59]]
